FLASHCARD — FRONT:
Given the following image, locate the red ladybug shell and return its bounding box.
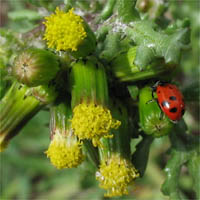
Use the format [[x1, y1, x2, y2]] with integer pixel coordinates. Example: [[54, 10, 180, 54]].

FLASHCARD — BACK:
[[156, 84, 185, 121]]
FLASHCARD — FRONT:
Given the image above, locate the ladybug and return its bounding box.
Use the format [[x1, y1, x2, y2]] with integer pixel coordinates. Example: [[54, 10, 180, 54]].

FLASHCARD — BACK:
[[152, 82, 185, 123]]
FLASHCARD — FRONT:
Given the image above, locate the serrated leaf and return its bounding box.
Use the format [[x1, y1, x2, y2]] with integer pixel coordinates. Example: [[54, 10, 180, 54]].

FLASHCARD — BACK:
[[126, 20, 190, 69]]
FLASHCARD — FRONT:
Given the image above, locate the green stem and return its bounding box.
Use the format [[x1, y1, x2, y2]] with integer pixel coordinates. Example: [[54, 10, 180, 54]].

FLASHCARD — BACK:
[[99, 101, 131, 161], [0, 82, 42, 151], [99, 137, 111, 161], [70, 59, 109, 108], [99, 0, 116, 21]]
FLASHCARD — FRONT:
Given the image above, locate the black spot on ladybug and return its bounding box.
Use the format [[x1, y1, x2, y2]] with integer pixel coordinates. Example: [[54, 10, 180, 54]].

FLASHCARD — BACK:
[[161, 101, 170, 108], [158, 90, 161, 94], [181, 109, 185, 116], [169, 96, 176, 101], [169, 86, 173, 89], [170, 107, 177, 113]]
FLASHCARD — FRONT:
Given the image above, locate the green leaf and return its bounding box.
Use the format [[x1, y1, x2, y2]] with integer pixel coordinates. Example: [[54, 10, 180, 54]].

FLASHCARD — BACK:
[[161, 149, 188, 200], [187, 153, 200, 199], [117, 0, 139, 22], [126, 20, 190, 69], [132, 135, 154, 177], [161, 120, 199, 199], [99, 32, 131, 62]]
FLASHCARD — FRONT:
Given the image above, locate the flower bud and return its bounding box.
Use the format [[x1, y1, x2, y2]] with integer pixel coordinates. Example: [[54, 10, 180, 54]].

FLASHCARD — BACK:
[[139, 86, 174, 137], [13, 48, 59, 87]]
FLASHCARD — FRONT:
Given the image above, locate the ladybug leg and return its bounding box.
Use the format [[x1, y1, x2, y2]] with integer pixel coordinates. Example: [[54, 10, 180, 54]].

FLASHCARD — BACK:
[[152, 81, 161, 89]]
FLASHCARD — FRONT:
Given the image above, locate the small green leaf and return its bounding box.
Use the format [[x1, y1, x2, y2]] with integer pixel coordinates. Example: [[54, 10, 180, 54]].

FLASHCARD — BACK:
[[132, 135, 154, 176]]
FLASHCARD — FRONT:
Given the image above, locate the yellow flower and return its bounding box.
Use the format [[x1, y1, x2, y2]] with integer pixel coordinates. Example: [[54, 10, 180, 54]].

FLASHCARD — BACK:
[[96, 154, 139, 197], [45, 129, 84, 169], [43, 7, 87, 51], [71, 102, 121, 147]]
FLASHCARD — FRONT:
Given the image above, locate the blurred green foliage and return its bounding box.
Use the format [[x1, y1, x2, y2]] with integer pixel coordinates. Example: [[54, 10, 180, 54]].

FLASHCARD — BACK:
[[0, 0, 199, 200]]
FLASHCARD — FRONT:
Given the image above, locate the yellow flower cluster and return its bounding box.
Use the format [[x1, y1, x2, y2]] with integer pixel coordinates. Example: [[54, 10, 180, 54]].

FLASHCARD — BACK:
[[71, 102, 121, 147], [43, 7, 87, 51], [45, 130, 83, 169], [96, 154, 139, 197]]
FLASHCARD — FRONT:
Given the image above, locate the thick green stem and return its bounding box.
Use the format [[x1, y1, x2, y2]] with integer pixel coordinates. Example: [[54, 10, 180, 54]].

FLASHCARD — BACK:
[[70, 58, 109, 108], [0, 82, 42, 151], [49, 102, 72, 137], [99, 101, 131, 161]]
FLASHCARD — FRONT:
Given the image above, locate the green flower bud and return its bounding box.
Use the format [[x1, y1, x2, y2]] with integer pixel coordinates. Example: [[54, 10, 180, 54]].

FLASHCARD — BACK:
[[139, 86, 174, 137], [13, 48, 59, 87]]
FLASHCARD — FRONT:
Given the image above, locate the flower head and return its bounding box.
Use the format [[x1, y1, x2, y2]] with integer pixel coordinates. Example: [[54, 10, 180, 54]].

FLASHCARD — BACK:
[[43, 7, 87, 51], [71, 102, 121, 147], [96, 154, 139, 197], [45, 130, 84, 169], [13, 48, 59, 87]]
